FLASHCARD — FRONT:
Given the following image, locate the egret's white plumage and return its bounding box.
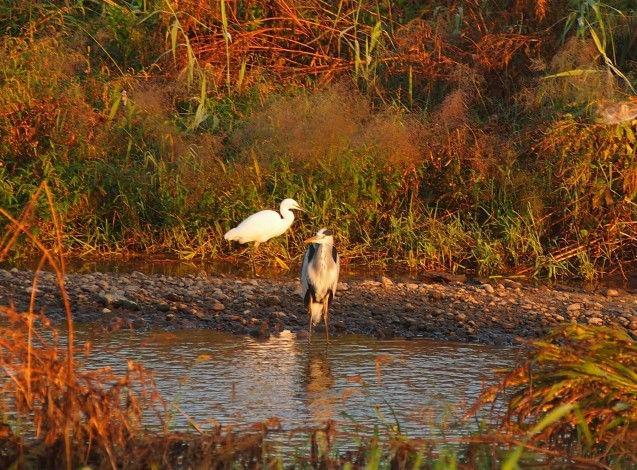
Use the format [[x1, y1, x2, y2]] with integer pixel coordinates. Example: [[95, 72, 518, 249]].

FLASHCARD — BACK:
[[224, 198, 303, 250], [301, 228, 339, 343]]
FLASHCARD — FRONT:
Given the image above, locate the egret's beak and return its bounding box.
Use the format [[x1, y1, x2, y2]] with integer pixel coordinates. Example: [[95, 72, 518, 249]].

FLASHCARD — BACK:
[[304, 235, 320, 244]]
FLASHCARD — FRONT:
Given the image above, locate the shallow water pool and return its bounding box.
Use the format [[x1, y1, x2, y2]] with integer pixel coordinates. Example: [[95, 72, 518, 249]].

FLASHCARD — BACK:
[[74, 327, 520, 439]]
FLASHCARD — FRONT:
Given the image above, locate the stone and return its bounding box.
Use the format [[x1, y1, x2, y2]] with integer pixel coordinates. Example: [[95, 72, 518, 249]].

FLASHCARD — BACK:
[[114, 298, 140, 311], [165, 292, 182, 302], [264, 295, 281, 307], [503, 279, 523, 289], [482, 284, 495, 294], [191, 310, 206, 320], [98, 293, 119, 305], [430, 291, 445, 301]]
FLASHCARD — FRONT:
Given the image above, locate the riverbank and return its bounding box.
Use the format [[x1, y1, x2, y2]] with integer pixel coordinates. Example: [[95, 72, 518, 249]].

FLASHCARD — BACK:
[[1, 268, 636, 345]]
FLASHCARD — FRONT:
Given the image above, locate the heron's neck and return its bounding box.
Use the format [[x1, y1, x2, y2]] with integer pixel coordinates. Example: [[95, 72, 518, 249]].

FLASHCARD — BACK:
[[317, 243, 330, 269]]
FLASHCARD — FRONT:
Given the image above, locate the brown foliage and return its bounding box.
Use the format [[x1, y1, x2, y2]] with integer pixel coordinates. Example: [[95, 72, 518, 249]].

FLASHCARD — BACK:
[[229, 84, 424, 171], [160, 0, 557, 97], [0, 307, 155, 469]]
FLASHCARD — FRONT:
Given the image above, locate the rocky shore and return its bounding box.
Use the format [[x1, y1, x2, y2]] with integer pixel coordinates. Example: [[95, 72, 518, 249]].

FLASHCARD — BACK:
[[1, 268, 636, 345]]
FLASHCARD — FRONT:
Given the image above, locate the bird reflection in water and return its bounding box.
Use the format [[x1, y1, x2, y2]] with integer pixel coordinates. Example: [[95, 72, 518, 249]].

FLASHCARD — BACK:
[[304, 347, 338, 424]]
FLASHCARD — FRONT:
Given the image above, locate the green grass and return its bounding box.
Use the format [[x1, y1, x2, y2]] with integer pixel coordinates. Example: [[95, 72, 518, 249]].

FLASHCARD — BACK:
[[472, 324, 637, 468]]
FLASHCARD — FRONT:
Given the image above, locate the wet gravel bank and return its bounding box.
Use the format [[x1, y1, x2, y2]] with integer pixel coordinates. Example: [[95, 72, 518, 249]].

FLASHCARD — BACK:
[[1, 268, 636, 345]]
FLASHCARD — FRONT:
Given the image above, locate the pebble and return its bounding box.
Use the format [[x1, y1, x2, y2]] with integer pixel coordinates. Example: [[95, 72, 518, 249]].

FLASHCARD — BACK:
[[430, 291, 445, 301], [264, 295, 281, 306], [503, 279, 522, 289], [482, 284, 495, 294]]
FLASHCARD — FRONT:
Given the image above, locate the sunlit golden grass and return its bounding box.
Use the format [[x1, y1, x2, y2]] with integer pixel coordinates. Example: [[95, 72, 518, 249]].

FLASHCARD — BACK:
[[228, 85, 424, 171], [0, 307, 155, 469]]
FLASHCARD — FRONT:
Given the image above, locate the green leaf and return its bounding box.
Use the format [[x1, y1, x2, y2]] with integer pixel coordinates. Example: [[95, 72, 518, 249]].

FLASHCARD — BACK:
[[502, 404, 575, 470]]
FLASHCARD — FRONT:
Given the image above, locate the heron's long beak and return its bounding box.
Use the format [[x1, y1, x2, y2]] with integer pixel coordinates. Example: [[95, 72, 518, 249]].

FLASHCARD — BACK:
[[304, 236, 320, 244]]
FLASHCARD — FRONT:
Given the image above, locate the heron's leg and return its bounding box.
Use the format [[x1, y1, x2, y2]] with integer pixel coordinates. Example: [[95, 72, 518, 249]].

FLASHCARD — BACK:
[[308, 308, 313, 344], [250, 255, 257, 277], [323, 303, 330, 344]]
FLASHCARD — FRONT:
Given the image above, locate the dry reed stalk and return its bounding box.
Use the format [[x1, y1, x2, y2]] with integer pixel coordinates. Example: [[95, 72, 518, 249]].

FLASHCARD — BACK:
[[0, 182, 74, 381], [0, 181, 160, 469]]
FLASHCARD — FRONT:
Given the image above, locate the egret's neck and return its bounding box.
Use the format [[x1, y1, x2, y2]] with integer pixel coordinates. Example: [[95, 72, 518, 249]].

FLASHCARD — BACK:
[[280, 208, 295, 222]]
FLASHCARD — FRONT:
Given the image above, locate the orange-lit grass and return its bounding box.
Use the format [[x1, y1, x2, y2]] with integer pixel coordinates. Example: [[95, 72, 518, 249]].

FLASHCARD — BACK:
[[0, 306, 156, 469], [0, 181, 153, 469]]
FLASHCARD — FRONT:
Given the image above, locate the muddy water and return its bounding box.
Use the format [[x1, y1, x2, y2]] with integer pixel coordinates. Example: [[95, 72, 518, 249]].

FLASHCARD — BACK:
[[74, 327, 520, 438]]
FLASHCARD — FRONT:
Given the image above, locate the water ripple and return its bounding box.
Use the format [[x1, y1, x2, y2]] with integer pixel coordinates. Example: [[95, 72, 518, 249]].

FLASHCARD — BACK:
[[75, 327, 520, 438]]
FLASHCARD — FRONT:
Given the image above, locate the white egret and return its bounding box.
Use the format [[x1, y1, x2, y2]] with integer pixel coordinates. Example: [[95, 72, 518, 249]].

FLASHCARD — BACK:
[[300, 228, 340, 344], [224, 198, 304, 269]]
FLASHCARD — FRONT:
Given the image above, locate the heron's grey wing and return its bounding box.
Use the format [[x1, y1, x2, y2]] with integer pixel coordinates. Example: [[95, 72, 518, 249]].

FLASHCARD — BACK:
[[300, 244, 316, 301], [330, 245, 340, 297]]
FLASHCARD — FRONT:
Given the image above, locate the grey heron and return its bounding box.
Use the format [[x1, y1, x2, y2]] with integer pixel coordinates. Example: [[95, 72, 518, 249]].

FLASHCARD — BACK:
[[301, 228, 339, 343], [224, 198, 304, 269]]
